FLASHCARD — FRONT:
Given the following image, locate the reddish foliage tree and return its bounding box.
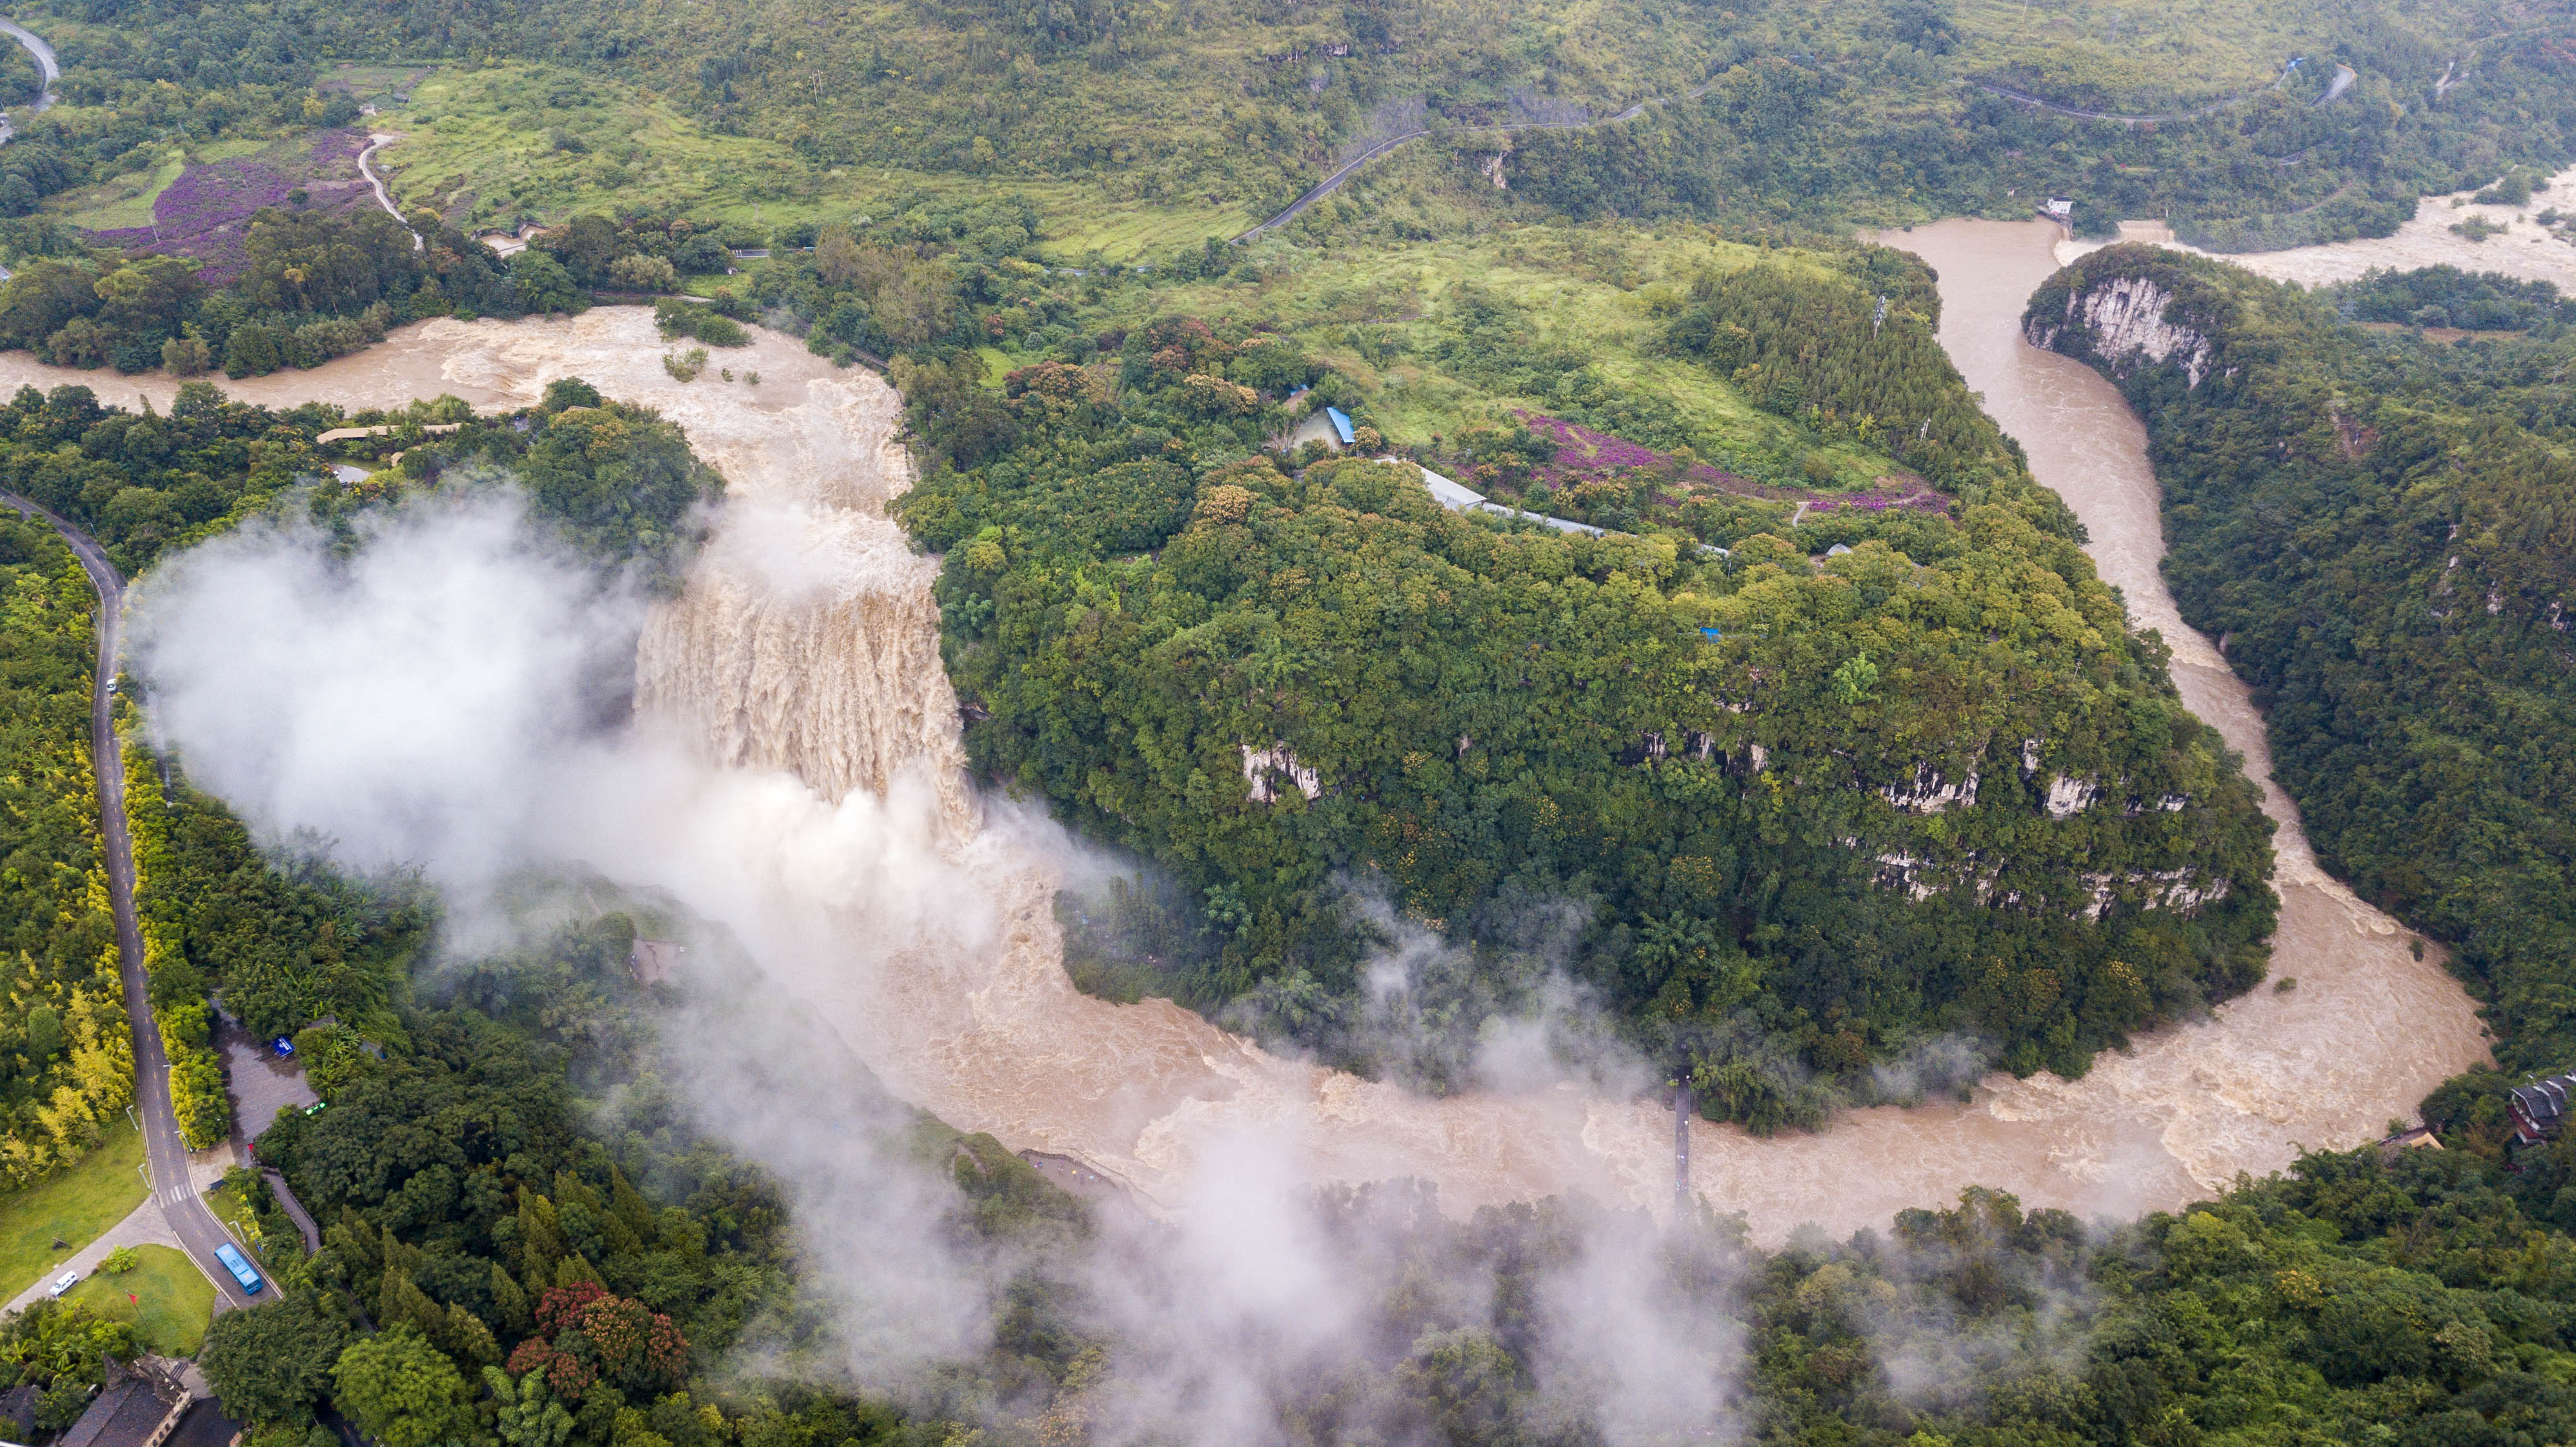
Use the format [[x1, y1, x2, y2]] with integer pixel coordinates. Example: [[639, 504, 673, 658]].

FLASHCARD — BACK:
[[534, 1282, 610, 1337], [505, 1338, 596, 1399], [514, 1282, 688, 1395], [580, 1294, 689, 1383]]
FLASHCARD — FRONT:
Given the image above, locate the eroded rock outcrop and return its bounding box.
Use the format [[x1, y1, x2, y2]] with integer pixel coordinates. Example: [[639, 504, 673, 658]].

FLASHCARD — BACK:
[[2023, 243, 2231, 390]]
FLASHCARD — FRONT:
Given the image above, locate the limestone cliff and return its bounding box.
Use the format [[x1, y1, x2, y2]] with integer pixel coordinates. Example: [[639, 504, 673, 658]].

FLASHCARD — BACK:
[[2023, 243, 2236, 389]]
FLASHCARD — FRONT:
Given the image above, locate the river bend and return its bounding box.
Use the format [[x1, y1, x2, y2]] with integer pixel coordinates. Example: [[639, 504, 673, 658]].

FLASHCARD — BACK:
[[0, 220, 2488, 1240]]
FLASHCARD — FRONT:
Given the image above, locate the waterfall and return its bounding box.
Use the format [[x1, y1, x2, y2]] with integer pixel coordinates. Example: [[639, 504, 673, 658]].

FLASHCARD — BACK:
[[632, 369, 978, 835]]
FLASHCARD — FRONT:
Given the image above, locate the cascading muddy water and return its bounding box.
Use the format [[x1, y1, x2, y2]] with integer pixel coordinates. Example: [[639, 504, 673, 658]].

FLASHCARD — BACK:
[[634, 492, 976, 830]]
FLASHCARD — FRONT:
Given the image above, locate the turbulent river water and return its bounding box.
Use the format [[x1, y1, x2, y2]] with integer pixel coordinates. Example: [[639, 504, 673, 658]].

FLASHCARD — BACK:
[[3, 214, 2501, 1240]]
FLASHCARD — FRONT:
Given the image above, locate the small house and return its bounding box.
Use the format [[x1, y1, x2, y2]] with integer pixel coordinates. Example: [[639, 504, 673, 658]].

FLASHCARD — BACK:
[[2040, 197, 2074, 221], [57, 1359, 186, 1447], [2508, 1073, 2576, 1146], [1325, 406, 1356, 447], [2377, 1123, 2444, 1160]]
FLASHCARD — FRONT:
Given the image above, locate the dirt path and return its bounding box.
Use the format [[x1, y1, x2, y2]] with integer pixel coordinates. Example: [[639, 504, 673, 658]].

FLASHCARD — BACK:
[[1972, 56, 2304, 127], [358, 132, 423, 251]]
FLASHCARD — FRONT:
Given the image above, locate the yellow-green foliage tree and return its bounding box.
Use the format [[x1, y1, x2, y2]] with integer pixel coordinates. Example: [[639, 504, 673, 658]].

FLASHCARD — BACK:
[[125, 729, 233, 1149], [0, 516, 132, 1186]]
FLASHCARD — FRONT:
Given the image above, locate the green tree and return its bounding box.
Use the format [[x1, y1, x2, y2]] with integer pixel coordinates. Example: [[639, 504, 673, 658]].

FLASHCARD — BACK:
[[1830, 651, 1879, 706], [509, 251, 586, 316], [200, 1295, 350, 1427], [487, 1366, 576, 1447], [332, 1327, 478, 1447], [222, 323, 279, 379]]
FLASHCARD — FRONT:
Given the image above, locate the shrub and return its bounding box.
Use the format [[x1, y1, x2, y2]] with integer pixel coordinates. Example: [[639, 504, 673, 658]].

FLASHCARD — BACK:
[[160, 335, 210, 376]]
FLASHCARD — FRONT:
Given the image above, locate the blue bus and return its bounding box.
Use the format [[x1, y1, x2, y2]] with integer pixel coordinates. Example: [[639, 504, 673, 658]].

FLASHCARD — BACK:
[[212, 1242, 264, 1295]]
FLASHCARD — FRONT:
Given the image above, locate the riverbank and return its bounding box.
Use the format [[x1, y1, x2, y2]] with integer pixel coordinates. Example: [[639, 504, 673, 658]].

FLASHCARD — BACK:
[[2054, 161, 2576, 291]]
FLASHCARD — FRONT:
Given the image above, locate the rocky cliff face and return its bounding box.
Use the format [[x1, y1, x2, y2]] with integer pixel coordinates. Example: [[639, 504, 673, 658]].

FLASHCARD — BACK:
[[2022, 243, 2237, 390], [2027, 273, 2216, 387]]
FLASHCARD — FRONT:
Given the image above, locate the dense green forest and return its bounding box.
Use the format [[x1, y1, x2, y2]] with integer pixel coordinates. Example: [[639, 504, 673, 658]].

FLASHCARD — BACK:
[[898, 246, 2279, 1128], [2028, 247, 2576, 1077], [192, 911, 1087, 1447], [0, 511, 130, 1186]]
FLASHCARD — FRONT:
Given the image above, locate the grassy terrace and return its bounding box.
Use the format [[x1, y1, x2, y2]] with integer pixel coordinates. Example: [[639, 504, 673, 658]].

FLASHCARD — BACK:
[[0, 1118, 145, 1302], [372, 61, 1265, 254], [988, 217, 1915, 491], [60, 1244, 216, 1356]]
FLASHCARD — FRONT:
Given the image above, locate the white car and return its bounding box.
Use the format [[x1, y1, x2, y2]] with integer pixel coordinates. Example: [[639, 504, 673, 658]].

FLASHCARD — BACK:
[[46, 1269, 78, 1298]]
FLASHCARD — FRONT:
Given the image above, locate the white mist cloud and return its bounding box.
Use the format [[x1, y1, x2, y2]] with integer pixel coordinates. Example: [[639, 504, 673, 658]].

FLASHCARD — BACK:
[[134, 487, 635, 890], [132, 481, 1017, 1382]]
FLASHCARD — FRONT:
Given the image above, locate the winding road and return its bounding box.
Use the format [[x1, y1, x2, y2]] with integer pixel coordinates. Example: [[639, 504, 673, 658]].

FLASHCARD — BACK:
[[1233, 82, 1713, 241], [1972, 56, 2307, 126], [0, 15, 55, 147], [1235, 46, 2316, 239], [1, 491, 257, 1318]]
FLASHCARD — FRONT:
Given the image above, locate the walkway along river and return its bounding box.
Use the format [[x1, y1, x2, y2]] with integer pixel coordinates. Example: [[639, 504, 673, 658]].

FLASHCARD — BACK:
[[0, 245, 2486, 1242]]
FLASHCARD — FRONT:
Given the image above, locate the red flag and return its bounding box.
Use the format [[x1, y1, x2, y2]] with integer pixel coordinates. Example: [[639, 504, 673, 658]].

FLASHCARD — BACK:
[[126, 1292, 137, 1303]]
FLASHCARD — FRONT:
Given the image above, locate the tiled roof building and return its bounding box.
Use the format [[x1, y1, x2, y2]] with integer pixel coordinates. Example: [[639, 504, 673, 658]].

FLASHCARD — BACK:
[[2509, 1073, 2576, 1147]]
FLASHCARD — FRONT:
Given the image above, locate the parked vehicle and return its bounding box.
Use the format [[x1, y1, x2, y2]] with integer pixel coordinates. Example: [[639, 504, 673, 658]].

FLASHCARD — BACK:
[[46, 1269, 77, 1297]]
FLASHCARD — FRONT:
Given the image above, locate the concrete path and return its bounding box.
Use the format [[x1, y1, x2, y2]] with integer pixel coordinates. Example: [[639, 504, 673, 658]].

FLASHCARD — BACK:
[[357, 132, 423, 251], [2, 1198, 180, 1314]]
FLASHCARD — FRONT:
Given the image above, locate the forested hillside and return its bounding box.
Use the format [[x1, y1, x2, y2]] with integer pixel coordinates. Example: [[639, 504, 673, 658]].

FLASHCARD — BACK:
[[2028, 247, 2576, 1075], [0, 0, 2566, 263], [901, 245, 2278, 1128]]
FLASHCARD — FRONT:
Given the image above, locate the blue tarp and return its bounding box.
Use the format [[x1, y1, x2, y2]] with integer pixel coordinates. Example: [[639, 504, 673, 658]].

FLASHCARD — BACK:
[[1325, 407, 1355, 445], [1700, 627, 1724, 642]]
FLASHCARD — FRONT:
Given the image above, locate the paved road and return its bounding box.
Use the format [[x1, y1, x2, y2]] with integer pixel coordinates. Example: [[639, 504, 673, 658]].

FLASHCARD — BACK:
[[2, 491, 257, 1317], [1233, 82, 1713, 241], [0, 15, 56, 147], [1972, 56, 2304, 127]]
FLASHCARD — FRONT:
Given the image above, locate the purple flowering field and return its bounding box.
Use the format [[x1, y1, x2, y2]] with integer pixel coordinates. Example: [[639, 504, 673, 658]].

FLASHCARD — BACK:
[[1514, 410, 1947, 514], [85, 131, 376, 283]]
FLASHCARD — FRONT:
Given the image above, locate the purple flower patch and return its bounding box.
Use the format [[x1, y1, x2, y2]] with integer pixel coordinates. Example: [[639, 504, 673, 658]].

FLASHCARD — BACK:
[[1511, 410, 1949, 516], [81, 130, 379, 284]]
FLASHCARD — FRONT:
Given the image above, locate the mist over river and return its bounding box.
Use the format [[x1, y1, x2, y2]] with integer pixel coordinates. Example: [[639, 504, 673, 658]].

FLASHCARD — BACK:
[[17, 227, 2487, 1241]]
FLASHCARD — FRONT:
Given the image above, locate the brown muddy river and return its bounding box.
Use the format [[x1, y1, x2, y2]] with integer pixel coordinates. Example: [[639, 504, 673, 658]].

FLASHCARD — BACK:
[[18, 224, 2491, 1241]]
